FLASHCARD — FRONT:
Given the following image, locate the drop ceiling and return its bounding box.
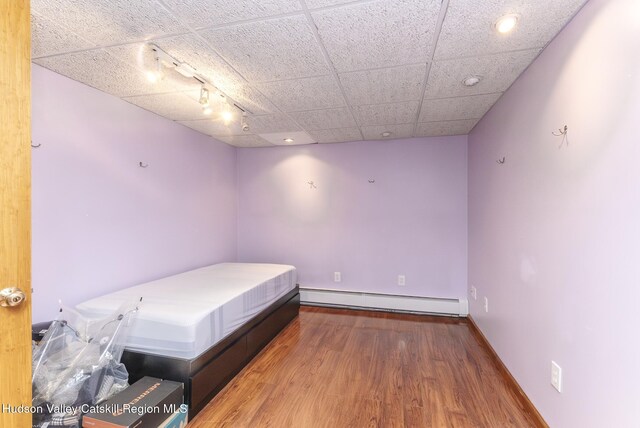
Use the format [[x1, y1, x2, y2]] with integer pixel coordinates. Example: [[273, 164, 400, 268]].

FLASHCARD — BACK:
[[31, 0, 587, 148]]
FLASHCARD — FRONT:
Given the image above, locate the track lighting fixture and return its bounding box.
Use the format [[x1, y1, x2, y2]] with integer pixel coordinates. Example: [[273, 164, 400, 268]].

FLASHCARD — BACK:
[[146, 43, 251, 125], [241, 112, 250, 132]]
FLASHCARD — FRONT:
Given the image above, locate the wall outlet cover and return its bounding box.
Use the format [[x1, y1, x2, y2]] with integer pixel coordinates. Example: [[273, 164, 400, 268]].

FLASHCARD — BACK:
[[398, 275, 406, 286], [334, 272, 341, 283]]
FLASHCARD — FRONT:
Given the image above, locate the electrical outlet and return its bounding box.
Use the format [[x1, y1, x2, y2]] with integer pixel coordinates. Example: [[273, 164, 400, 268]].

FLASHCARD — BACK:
[[398, 275, 406, 286], [483, 297, 489, 313], [470, 286, 477, 300], [551, 361, 562, 392], [334, 272, 341, 283]]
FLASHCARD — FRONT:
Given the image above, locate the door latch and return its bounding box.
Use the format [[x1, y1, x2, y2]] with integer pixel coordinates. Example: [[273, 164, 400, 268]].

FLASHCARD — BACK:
[[0, 287, 26, 307]]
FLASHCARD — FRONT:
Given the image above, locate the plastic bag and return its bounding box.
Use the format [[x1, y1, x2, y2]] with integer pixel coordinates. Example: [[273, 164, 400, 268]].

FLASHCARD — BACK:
[[32, 300, 140, 428]]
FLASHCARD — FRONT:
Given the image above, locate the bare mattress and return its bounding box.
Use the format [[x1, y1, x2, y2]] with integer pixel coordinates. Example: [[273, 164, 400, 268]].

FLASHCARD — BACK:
[[76, 263, 297, 359]]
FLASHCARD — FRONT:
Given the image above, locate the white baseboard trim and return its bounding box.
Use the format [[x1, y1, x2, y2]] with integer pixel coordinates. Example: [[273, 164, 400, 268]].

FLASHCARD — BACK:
[[300, 288, 469, 317]]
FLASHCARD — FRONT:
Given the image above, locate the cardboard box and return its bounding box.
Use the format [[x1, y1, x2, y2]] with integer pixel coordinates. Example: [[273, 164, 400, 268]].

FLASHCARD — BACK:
[[158, 410, 188, 428], [82, 377, 183, 428]]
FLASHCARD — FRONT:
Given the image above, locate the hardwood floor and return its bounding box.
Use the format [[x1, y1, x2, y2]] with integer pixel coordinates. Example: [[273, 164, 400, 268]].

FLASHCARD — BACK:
[[188, 306, 542, 427]]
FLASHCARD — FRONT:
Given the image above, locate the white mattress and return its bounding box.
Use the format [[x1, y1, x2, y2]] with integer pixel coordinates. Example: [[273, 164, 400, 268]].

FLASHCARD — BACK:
[[76, 263, 297, 359]]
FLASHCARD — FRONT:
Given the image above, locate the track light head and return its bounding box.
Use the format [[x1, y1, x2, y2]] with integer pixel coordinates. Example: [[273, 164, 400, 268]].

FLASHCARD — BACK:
[[241, 112, 250, 132], [146, 55, 163, 83], [199, 86, 210, 106]]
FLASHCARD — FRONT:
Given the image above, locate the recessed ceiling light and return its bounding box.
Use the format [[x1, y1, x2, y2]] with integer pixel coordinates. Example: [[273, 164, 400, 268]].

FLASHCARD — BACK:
[[463, 76, 481, 87], [495, 14, 519, 34], [283, 138, 294, 143], [381, 131, 392, 138]]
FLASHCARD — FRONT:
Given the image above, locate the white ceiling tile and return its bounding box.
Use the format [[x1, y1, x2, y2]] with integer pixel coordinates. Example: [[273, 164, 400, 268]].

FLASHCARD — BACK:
[[248, 114, 302, 134], [424, 49, 540, 99], [31, 12, 94, 58], [419, 93, 502, 122], [199, 15, 330, 82], [288, 108, 356, 130], [339, 64, 427, 105], [305, 0, 355, 9], [435, 0, 588, 59], [123, 92, 207, 121], [256, 75, 344, 112], [352, 101, 419, 126], [415, 119, 479, 137], [309, 128, 362, 144], [31, 0, 187, 47], [178, 118, 245, 136], [361, 124, 415, 140], [34, 49, 183, 97], [162, 0, 301, 29], [312, 0, 442, 72], [215, 134, 274, 147]]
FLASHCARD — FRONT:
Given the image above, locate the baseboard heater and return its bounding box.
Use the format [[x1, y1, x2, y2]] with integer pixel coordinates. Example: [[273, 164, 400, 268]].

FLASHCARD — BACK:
[[300, 288, 468, 317]]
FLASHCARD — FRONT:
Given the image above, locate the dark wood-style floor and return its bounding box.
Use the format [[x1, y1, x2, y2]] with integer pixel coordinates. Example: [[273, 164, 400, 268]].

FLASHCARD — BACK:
[[188, 306, 541, 427]]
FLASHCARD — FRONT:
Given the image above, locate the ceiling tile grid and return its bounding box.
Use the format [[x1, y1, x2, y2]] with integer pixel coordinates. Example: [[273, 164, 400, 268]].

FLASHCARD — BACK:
[[419, 93, 502, 123], [30, 0, 588, 147], [32, 0, 188, 47], [311, 0, 442, 72], [424, 49, 541, 99], [309, 127, 363, 144], [435, 0, 588, 60], [416, 119, 479, 137], [178, 118, 246, 136], [198, 15, 330, 82], [288, 108, 357, 130], [255, 75, 345, 112], [124, 92, 212, 121], [31, 12, 95, 59], [34, 49, 185, 97], [247, 114, 302, 134], [214, 134, 275, 147], [160, 0, 302, 29], [339, 64, 427, 106], [352, 101, 419, 127], [361, 124, 415, 141]]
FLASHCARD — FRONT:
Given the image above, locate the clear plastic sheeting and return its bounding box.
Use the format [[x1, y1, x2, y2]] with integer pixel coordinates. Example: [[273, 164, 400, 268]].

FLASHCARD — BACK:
[[32, 301, 139, 428], [76, 263, 297, 359]]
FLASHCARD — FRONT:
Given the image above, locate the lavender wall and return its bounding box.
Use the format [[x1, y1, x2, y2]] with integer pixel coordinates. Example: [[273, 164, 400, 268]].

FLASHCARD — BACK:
[[31, 64, 238, 322], [237, 137, 468, 299], [468, 0, 640, 426]]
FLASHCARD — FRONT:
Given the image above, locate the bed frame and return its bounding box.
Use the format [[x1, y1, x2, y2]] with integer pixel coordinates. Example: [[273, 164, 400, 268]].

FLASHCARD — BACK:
[[120, 286, 300, 418]]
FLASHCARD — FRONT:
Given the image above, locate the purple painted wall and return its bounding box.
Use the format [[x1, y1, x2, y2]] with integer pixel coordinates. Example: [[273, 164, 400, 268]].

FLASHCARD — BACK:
[[31, 64, 238, 322], [236, 137, 468, 299], [468, 0, 640, 426]]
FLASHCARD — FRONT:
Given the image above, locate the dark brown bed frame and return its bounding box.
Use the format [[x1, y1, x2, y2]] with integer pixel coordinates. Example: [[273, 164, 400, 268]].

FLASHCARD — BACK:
[[121, 286, 300, 418]]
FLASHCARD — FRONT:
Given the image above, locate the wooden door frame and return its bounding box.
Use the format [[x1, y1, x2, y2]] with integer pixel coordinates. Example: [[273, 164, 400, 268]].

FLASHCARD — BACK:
[[0, 1, 32, 427]]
